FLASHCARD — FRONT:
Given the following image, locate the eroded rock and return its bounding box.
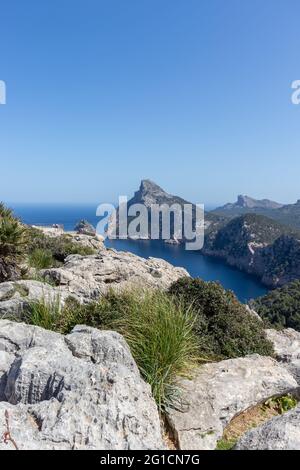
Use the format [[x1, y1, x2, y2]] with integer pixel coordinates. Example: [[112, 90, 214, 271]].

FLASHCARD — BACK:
[[234, 404, 300, 450], [0, 320, 164, 450], [167, 355, 298, 450], [266, 328, 300, 384], [0, 280, 77, 320], [42, 250, 189, 301]]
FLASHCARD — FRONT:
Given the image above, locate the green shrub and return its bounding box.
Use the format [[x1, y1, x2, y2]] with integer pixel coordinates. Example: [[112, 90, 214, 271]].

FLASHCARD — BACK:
[[264, 394, 297, 414], [0, 204, 27, 282], [168, 277, 274, 359], [27, 228, 96, 264], [251, 280, 300, 331], [0, 202, 14, 219], [28, 248, 55, 269]]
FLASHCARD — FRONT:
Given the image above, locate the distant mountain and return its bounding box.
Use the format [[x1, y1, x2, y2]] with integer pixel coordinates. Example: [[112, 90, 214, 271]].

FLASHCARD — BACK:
[[109, 179, 224, 241], [213, 196, 300, 231], [127, 179, 191, 208], [214, 195, 283, 214], [203, 213, 300, 288]]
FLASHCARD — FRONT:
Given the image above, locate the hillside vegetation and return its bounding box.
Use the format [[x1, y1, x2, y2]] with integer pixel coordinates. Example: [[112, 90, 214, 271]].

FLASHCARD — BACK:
[[252, 280, 300, 331]]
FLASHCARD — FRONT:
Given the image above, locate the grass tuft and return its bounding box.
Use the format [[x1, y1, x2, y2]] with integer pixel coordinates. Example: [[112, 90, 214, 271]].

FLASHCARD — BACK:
[[28, 248, 55, 269], [24, 288, 199, 411], [27, 296, 62, 331]]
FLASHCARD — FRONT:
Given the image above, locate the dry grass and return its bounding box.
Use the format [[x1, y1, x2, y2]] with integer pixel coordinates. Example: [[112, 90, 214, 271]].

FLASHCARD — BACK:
[[217, 394, 298, 450]]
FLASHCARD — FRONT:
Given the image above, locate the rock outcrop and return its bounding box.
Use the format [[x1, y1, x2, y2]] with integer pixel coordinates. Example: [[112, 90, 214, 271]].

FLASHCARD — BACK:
[[0, 280, 76, 319], [234, 405, 300, 450], [74, 220, 96, 236], [167, 355, 298, 450], [31, 225, 104, 251], [0, 247, 188, 318], [266, 328, 300, 384], [42, 249, 189, 302], [0, 320, 164, 450]]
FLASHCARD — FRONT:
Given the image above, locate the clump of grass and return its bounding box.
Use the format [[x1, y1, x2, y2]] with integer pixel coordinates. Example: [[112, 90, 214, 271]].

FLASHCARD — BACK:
[[27, 296, 62, 331], [24, 289, 199, 411], [104, 290, 199, 411], [28, 248, 55, 269]]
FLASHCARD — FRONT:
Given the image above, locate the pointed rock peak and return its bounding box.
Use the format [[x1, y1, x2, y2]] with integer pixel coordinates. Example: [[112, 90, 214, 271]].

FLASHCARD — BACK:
[[237, 195, 249, 207], [139, 179, 165, 193]]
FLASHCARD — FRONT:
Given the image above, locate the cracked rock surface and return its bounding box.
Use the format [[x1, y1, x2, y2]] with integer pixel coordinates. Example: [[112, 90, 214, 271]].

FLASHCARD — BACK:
[[0, 280, 77, 320], [234, 404, 300, 450], [0, 320, 164, 450], [167, 355, 299, 450], [42, 249, 188, 301], [266, 328, 300, 384]]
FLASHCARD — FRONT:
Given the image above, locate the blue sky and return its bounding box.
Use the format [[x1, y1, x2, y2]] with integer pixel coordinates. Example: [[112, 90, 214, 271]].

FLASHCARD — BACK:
[[0, 0, 300, 205]]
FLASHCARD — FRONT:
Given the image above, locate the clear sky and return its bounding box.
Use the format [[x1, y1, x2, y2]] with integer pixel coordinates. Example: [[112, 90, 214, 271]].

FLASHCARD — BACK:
[[1, 0, 300, 205]]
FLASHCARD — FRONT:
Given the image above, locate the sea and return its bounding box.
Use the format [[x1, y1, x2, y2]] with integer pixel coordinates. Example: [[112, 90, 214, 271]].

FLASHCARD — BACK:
[[10, 203, 268, 303]]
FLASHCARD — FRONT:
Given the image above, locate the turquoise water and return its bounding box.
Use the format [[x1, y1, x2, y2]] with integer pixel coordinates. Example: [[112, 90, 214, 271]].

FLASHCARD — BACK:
[[10, 203, 268, 302]]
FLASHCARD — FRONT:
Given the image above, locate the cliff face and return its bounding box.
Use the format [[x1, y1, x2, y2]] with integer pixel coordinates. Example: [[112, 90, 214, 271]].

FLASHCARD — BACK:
[[203, 214, 300, 287]]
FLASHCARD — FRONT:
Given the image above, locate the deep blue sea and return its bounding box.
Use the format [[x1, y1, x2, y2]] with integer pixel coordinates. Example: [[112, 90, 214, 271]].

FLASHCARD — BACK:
[[10, 203, 268, 302]]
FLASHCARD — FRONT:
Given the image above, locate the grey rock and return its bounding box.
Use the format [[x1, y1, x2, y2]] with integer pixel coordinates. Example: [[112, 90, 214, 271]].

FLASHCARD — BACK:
[[31, 224, 104, 250], [234, 404, 300, 450], [0, 280, 77, 320], [266, 328, 300, 384], [74, 220, 96, 236], [167, 355, 298, 450], [0, 320, 164, 450], [67, 233, 104, 251], [43, 250, 188, 302]]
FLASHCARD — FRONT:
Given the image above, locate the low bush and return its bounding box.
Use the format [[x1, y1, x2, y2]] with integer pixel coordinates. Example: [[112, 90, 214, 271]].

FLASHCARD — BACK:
[[26, 228, 96, 265], [168, 277, 274, 359], [251, 280, 300, 331]]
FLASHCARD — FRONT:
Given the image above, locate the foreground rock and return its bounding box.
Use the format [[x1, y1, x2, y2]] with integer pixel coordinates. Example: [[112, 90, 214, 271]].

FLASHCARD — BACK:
[[43, 249, 189, 301], [0, 320, 164, 450], [266, 328, 300, 384], [0, 280, 76, 319], [167, 355, 298, 450], [235, 405, 300, 450]]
